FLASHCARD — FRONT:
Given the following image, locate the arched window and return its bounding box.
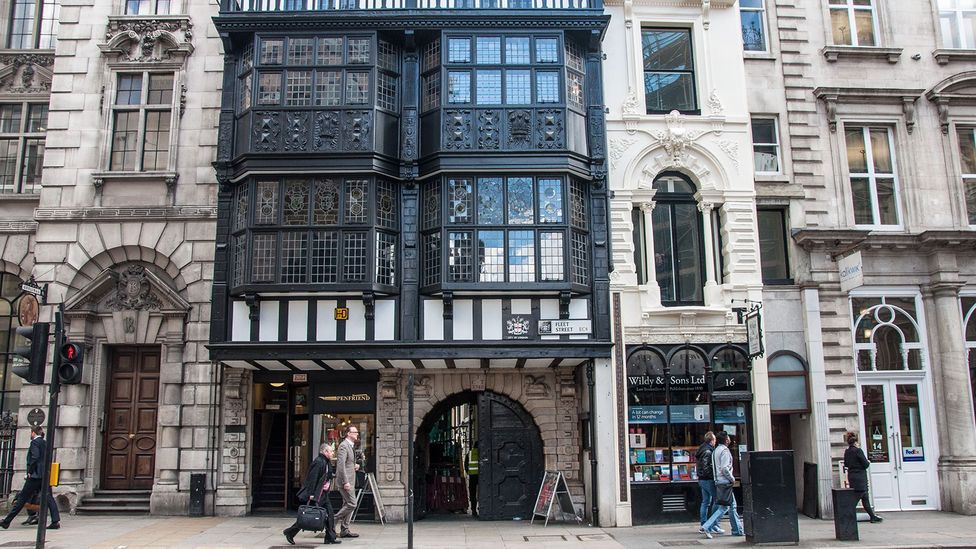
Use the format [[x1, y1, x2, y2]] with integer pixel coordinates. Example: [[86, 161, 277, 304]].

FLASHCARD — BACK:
[[961, 296, 976, 427], [852, 296, 924, 372], [0, 272, 26, 413], [767, 352, 810, 413], [652, 173, 704, 305], [711, 346, 749, 371]]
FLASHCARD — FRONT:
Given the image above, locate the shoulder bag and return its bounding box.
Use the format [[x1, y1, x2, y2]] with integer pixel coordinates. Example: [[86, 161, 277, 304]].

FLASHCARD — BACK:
[[296, 504, 327, 532], [715, 483, 735, 507]]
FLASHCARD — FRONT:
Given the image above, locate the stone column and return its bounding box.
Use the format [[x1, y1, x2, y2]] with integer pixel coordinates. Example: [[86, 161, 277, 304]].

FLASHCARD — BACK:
[[376, 370, 406, 522], [215, 368, 251, 516], [638, 201, 660, 305], [801, 286, 836, 518], [928, 282, 976, 514], [699, 201, 722, 306]]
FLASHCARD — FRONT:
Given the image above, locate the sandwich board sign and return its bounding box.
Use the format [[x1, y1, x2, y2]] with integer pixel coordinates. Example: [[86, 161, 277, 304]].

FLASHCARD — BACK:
[[530, 470, 581, 526]]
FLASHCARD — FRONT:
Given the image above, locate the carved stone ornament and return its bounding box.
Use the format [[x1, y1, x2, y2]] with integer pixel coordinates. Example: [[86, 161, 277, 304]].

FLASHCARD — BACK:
[[524, 374, 551, 398], [609, 137, 637, 169], [707, 89, 724, 115], [717, 139, 740, 172], [106, 265, 162, 312], [621, 88, 641, 116], [0, 53, 54, 94], [101, 17, 194, 62], [652, 110, 703, 167]]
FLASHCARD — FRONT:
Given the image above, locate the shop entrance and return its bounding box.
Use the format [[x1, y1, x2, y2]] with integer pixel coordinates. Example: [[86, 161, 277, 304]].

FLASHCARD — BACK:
[[858, 378, 938, 511], [252, 382, 310, 511], [414, 390, 543, 521]]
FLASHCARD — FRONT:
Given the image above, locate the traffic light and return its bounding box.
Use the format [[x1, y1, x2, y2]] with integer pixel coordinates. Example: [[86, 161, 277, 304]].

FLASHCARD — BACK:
[[58, 342, 84, 385], [12, 322, 50, 384]]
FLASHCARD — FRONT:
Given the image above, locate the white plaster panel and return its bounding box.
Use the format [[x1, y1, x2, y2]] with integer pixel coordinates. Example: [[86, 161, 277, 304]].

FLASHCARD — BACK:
[[231, 300, 249, 342], [424, 299, 444, 340], [256, 360, 290, 371], [511, 299, 531, 314], [540, 298, 560, 341], [316, 300, 338, 341], [222, 360, 256, 370], [570, 298, 590, 340], [389, 360, 415, 369], [482, 299, 502, 340], [345, 300, 366, 341], [287, 301, 309, 342], [454, 359, 482, 369], [325, 360, 355, 370], [357, 360, 385, 370], [375, 300, 396, 341], [453, 299, 474, 340], [492, 358, 519, 368], [259, 301, 279, 342], [290, 360, 323, 371], [424, 360, 448, 368], [524, 359, 553, 368]]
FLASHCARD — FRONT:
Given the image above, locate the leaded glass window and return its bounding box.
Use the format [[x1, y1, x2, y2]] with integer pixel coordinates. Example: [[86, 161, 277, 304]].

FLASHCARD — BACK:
[[443, 33, 566, 106], [288, 38, 314, 65], [231, 177, 399, 289], [421, 175, 588, 287]]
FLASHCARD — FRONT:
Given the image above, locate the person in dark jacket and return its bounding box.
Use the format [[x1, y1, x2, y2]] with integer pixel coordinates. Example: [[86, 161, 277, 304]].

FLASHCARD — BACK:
[[844, 431, 882, 523], [283, 443, 341, 545], [695, 432, 722, 534], [1, 426, 60, 530]]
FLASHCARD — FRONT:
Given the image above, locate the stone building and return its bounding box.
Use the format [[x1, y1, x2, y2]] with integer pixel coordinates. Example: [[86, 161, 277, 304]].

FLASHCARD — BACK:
[[601, 0, 769, 526], [207, 0, 617, 523], [744, 0, 976, 517], [1, 0, 223, 514]]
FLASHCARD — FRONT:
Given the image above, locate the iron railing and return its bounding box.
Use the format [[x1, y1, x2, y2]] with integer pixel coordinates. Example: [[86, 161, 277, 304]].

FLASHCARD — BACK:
[[0, 411, 16, 499], [222, 0, 598, 12]]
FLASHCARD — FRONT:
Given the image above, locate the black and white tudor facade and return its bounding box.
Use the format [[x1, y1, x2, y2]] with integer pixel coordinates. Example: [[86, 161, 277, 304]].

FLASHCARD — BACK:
[[208, 0, 616, 521]]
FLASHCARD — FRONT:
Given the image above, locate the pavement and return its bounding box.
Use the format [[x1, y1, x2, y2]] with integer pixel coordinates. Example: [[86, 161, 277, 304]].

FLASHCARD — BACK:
[[0, 511, 973, 548]]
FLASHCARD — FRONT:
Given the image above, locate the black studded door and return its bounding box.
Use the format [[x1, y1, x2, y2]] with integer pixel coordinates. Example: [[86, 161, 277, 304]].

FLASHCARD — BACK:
[[477, 391, 543, 520]]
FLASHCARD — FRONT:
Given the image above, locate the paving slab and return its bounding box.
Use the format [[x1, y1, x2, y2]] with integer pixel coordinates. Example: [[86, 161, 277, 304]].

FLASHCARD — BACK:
[[0, 511, 972, 548]]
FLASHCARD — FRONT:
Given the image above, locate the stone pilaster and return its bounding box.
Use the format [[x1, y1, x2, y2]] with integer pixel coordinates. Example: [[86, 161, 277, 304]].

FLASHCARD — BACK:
[[215, 368, 251, 516]]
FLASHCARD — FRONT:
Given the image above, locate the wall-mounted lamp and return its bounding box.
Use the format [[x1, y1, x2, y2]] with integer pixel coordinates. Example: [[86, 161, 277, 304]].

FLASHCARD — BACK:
[[270, 382, 285, 388]]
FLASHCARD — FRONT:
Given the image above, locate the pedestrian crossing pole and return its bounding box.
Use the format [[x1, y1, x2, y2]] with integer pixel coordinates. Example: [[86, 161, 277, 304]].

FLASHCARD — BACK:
[[36, 304, 64, 549]]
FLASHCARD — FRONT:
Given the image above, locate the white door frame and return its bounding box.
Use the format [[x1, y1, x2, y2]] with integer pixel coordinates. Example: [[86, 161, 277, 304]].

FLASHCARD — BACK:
[[850, 291, 941, 512]]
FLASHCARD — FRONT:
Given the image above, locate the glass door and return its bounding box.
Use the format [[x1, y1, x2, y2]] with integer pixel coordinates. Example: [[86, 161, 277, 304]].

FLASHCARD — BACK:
[[859, 380, 936, 511]]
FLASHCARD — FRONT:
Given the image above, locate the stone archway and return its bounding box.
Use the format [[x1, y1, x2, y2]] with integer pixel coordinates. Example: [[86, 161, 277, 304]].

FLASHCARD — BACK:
[[413, 389, 544, 521]]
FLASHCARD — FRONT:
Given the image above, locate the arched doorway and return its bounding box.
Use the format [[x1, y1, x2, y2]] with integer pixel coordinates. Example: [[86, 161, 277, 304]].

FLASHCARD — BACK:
[[414, 390, 543, 521]]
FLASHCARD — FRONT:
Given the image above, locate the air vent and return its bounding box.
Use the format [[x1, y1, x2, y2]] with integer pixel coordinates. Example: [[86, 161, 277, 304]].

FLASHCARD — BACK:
[[662, 494, 686, 512]]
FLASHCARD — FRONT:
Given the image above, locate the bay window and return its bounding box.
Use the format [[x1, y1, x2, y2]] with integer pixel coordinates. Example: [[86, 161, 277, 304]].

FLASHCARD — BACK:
[[421, 175, 589, 289], [230, 176, 399, 290]]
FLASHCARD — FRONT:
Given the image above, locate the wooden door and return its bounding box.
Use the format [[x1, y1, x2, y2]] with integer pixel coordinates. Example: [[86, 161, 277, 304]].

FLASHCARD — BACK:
[[101, 348, 160, 490], [477, 391, 543, 520]]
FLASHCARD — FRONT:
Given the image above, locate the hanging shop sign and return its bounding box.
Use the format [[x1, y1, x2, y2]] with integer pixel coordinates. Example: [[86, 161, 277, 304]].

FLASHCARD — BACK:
[[18, 294, 39, 327], [746, 310, 764, 359], [839, 251, 864, 292], [537, 319, 592, 335]]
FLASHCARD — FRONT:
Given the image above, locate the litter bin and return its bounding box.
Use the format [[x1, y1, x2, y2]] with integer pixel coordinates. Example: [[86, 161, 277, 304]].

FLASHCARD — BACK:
[[831, 488, 859, 541], [741, 450, 799, 544]]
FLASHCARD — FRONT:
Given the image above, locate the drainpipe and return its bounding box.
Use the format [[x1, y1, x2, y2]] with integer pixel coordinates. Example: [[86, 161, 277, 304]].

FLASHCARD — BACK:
[[586, 361, 599, 526]]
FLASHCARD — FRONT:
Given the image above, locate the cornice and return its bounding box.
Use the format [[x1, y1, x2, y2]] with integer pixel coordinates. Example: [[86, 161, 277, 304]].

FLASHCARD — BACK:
[[33, 206, 217, 221], [813, 86, 924, 133], [0, 220, 37, 233], [214, 11, 611, 37], [792, 228, 976, 254]]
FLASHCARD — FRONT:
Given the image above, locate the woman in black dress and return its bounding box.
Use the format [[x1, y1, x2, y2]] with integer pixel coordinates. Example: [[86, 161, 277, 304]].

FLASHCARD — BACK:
[[844, 431, 882, 523]]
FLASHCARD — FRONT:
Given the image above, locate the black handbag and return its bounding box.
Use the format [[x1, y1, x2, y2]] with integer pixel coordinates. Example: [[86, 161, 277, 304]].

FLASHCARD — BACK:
[[296, 504, 327, 532], [715, 483, 735, 507]]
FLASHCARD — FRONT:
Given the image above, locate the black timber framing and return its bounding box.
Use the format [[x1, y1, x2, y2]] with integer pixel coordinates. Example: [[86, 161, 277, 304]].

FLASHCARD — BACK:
[[208, 7, 612, 355], [211, 340, 612, 361]]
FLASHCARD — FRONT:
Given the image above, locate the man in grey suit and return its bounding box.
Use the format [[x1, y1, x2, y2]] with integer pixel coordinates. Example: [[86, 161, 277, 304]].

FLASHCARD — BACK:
[[334, 426, 360, 538]]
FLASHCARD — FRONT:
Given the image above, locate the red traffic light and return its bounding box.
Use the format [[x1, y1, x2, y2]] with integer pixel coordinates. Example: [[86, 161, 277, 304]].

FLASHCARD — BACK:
[[60, 343, 82, 362]]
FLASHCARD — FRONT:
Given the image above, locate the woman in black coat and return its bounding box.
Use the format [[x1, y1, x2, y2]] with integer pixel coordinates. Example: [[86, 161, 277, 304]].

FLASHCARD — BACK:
[[844, 431, 882, 523]]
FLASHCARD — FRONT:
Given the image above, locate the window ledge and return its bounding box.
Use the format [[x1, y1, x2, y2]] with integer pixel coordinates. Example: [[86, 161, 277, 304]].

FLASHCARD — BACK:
[[932, 48, 976, 66], [744, 52, 776, 62], [822, 45, 902, 64], [0, 191, 41, 201], [91, 171, 179, 205]]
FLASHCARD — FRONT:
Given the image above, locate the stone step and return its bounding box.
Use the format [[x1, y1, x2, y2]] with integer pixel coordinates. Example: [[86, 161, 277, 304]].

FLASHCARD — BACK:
[[75, 504, 150, 515]]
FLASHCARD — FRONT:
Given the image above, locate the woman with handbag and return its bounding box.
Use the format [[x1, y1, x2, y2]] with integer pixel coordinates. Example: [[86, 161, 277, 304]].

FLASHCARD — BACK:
[[284, 443, 340, 545], [844, 431, 883, 523], [699, 431, 744, 539]]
